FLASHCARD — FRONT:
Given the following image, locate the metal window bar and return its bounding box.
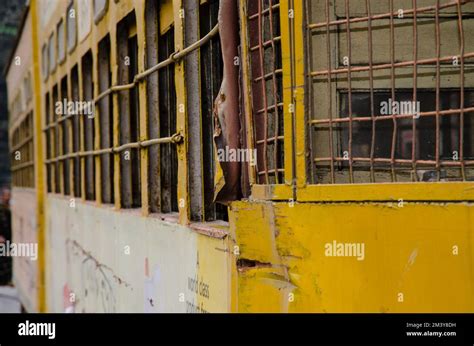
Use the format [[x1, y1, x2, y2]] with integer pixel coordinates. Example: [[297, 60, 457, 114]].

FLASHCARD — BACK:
[[10, 113, 35, 188], [82, 51, 95, 200], [71, 65, 82, 197], [42, 23, 219, 206], [60, 76, 71, 195], [199, 0, 228, 221], [247, 0, 285, 185], [307, 0, 474, 183], [98, 35, 114, 204], [158, 27, 178, 213]]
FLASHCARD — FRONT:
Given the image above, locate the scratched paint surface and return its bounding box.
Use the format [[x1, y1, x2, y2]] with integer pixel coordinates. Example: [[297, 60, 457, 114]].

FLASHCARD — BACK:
[[230, 200, 474, 312], [11, 189, 39, 312], [45, 196, 232, 312]]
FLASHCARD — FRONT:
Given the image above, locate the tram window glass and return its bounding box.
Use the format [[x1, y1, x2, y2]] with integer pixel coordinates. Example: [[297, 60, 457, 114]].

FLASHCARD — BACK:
[[11, 113, 35, 188], [117, 13, 141, 208], [81, 51, 95, 201], [246, 0, 285, 185], [60, 76, 70, 195], [45, 92, 52, 192], [158, 26, 178, 213], [199, 0, 227, 221], [52, 84, 60, 193], [306, 0, 474, 184], [67, 2, 77, 53], [145, 0, 160, 213], [49, 33, 56, 74], [57, 19, 66, 64], [71, 65, 81, 198], [94, 0, 108, 23], [42, 44, 49, 80], [98, 35, 114, 204]]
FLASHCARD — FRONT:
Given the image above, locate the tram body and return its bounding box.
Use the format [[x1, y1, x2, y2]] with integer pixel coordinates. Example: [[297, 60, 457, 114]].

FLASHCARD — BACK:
[[6, 0, 474, 313]]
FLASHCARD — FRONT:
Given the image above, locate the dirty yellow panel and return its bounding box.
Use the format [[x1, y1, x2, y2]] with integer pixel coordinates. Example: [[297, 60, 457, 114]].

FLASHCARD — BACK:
[[231, 200, 474, 312]]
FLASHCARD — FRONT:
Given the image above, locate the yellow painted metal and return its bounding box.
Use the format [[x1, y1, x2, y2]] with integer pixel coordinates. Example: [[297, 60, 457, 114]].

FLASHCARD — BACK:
[[298, 182, 474, 202], [279, 0, 295, 189], [173, 0, 190, 225], [230, 200, 474, 312], [30, 0, 47, 312], [136, 1, 150, 216], [239, 0, 257, 186]]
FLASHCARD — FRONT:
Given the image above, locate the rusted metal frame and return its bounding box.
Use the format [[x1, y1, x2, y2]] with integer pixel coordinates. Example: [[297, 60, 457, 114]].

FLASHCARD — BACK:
[[239, 0, 257, 187], [435, 0, 442, 180], [412, 0, 418, 182], [389, 0, 397, 181], [93, 24, 219, 106], [365, 0, 376, 182], [257, 0, 270, 183], [185, 0, 204, 221], [310, 107, 474, 124], [268, 0, 281, 184], [304, 0, 316, 183], [253, 69, 282, 83], [256, 135, 284, 144], [256, 102, 284, 114], [248, 3, 280, 20], [308, 0, 469, 29], [313, 157, 474, 167], [344, 0, 354, 183], [325, 0, 335, 183], [456, 0, 466, 180], [311, 53, 474, 77], [249, 36, 282, 52]]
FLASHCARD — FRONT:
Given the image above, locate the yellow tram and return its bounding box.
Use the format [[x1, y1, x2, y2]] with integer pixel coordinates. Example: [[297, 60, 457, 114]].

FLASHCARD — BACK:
[[5, 0, 474, 313]]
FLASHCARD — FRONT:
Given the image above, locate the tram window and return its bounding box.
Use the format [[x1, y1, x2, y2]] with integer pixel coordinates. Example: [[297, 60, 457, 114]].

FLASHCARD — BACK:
[[71, 65, 81, 198], [94, 0, 108, 23], [98, 35, 114, 204], [67, 2, 77, 53], [158, 27, 178, 213], [307, 0, 474, 183], [247, 0, 285, 185], [199, 0, 227, 221], [117, 13, 141, 208], [57, 19, 66, 65], [42, 44, 49, 80], [49, 33, 56, 74], [145, 0, 160, 213], [45, 92, 52, 193], [52, 84, 60, 193], [60, 76, 70, 195], [81, 51, 95, 201]]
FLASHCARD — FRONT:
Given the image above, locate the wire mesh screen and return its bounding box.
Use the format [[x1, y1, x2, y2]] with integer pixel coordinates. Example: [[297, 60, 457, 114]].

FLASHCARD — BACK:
[[306, 0, 474, 184], [247, 0, 285, 185]]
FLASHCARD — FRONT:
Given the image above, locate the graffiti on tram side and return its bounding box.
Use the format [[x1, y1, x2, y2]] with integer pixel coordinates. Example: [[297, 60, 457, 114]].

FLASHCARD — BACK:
[[65, 239, 132, 313]]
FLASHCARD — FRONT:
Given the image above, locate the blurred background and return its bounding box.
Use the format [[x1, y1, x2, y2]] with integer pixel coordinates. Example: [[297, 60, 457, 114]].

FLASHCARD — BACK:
[[0, 0, 26, 313]]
